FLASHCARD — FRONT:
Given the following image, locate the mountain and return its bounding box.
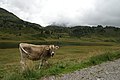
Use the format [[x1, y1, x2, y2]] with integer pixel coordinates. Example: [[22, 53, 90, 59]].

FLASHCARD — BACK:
[[0, 7, 42, 40], [0, 7, 42, 32], [0, 7, 120, 42], [0, 8, 21, 22]]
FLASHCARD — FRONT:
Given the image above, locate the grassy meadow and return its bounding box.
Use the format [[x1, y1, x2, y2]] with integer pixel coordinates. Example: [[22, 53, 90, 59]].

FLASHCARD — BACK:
[[0, 39, 120, 80], [1, 7, 120, 80]]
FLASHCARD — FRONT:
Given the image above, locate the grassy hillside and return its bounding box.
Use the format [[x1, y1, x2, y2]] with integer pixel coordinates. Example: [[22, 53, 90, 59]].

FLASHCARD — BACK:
[[0, 7, 42, 40], [1, 43, 120, 80], [1, 8, 120, 42]]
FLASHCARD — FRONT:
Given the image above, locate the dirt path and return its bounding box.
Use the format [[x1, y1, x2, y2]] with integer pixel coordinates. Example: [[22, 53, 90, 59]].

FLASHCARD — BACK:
[[42, 58, 120, 80]]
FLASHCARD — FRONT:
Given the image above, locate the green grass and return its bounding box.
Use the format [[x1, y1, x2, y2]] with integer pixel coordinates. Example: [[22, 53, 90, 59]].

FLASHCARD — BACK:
[[0, 40, 120, 80], [1, 50, 120, 80]]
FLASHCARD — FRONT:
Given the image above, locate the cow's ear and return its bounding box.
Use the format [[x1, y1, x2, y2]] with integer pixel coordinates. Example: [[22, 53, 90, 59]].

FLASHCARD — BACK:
[[49, 45, 54, 49], [55, 46, 59, 49]]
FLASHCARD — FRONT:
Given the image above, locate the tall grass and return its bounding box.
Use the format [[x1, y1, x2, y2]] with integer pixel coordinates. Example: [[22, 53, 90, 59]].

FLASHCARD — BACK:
[[0, 40, 119, 80], [2, 50, 120, 80]]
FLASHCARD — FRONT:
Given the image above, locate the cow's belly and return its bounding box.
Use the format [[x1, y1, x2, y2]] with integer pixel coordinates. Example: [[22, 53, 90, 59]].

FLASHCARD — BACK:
[[27, 53, 41, 61], [28, 56, 40, 61]]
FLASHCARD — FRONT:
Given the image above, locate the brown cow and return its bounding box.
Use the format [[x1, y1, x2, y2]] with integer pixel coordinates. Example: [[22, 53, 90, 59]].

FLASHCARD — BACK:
[[19, 43, 59, 70]]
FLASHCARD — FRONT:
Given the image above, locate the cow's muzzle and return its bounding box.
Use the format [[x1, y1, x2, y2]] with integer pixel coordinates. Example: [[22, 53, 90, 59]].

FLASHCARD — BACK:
[[51, 52, 54, 57]]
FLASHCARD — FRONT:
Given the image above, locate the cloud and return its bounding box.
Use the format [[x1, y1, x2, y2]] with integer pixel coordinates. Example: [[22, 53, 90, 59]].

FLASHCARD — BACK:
[[0, 0, 120, 27], [81, 0, 120, 26]]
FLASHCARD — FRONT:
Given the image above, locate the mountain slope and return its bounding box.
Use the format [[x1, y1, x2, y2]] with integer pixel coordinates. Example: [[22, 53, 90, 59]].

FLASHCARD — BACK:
[[0, 7, 42, 40], [0, 7, 120, 41], [0, 7, 20, 22], [0, 7, 41, 32]]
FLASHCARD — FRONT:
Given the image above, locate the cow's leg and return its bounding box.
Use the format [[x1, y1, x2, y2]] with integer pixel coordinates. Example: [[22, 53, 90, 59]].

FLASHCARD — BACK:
[[43, 60, 48, 66], [39, 59, 46, 69], [38, 59, 42, 69], [19, 47, 27, 71], [45, 60, 50, 68], [20, 56, 28, 71], [45, 60, 48, 64], [20, 59, 25, 71]]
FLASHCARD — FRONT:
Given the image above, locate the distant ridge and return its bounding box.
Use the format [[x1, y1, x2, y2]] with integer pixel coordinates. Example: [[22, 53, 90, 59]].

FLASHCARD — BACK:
[[0, 7, 41, 29], [0, 7, 120, 41]]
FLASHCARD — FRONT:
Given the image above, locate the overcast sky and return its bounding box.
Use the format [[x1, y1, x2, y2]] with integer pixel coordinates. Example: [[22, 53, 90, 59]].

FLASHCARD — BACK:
[[0, 0, 120, 27]]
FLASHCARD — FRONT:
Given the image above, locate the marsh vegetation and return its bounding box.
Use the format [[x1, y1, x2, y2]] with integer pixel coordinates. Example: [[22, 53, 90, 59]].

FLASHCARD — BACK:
[[0, 39, 120, 80]]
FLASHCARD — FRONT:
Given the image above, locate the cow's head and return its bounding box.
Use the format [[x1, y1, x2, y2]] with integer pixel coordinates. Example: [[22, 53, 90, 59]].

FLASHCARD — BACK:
[[45, 45, 59, 57]]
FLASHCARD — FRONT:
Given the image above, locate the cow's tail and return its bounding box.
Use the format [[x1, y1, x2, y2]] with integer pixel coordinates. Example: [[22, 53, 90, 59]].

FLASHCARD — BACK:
[[19, 43, 29, 55]]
